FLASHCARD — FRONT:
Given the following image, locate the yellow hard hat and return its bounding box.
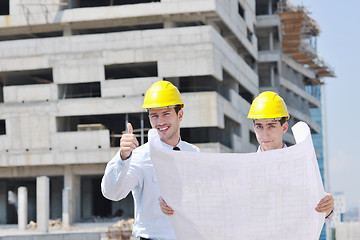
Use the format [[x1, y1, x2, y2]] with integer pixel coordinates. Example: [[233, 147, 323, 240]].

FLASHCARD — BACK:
[[247, 91, 290, 120], [142, 81, 184, 109]]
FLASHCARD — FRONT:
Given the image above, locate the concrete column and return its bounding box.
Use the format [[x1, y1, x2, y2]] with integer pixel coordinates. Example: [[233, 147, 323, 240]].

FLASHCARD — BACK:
[[62, 187, 70, 228], [18, 187, 28, 230], [63, 166, 81, 226], [36, 176, 49, 232], [269, 31, 273, 51], [268, 0, 273, 15], [270, 65, 275, 87], [0, 182, 7, 224]]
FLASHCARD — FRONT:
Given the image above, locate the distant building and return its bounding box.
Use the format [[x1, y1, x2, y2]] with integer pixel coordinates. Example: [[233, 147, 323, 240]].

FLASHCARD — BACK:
[[334, 199, 360, 240], [335, 222, 360, 240], [343, 208, 359, 222], [326, 192, 346, 239], [332, 192, 346, 224]]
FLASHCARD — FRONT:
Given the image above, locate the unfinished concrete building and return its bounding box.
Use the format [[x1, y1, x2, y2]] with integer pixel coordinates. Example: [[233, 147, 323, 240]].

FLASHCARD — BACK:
[[0, 0, 333, 235]]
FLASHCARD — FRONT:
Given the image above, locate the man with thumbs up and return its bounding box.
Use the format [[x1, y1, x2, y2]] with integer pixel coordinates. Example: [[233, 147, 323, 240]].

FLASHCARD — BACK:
[[101, 81, 199, 240]]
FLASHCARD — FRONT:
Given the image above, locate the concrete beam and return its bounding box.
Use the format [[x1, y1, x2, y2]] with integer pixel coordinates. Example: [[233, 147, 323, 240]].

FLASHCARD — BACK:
[[256, 15, 280, 28], [279, 77, 320, 108], [101, 77, 161, 98], [3, 84, 58, 104], [287, 106, 320, 134], [0, 148, 114, 167], [51, 130, 110, 151], [196, 142, 232, 153], [281, 54, 316, 79], [258, 50, 281, 62], [53, 59, 104, 84]]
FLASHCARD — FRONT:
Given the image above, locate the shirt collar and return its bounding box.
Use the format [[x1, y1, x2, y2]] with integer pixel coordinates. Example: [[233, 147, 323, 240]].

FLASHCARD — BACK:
[[159, 137, 182, 150], [257, 143, 287, 152]]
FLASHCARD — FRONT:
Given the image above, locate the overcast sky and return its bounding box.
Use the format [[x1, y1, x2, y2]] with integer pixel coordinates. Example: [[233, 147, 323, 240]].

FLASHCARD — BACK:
[[290, 0, 360, 210]]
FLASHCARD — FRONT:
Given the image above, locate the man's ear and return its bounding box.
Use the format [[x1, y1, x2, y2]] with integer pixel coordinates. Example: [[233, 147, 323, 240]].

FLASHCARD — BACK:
[[282, 121, 289, 134], [178, 109, 184, 121]]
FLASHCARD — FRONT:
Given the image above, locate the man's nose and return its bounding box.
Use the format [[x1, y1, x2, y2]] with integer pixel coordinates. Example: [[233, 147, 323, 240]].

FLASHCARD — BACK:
[[263, 127, 271, 137], [157, 115, 166, 125]]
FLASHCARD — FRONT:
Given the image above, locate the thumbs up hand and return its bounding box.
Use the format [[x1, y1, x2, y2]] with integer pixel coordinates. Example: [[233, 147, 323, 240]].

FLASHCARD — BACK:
[[120, 123, 139, 160]]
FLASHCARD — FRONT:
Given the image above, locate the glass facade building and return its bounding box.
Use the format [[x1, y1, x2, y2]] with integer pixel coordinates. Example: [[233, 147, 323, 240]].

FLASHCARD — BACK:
[[307, 84, 327, 240]]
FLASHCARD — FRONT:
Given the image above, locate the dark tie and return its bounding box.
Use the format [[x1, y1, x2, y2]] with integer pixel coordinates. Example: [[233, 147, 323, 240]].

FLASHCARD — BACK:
[[173, 146, 180, 151]]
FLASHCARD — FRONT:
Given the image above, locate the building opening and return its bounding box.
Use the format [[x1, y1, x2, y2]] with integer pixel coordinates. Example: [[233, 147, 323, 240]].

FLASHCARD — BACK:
[[0, 120, 5, 135], [105, 62, 158, 80], [58, 82, 101, 99], [76, 23, 163, 36], [77, 0, 160, 8], [0, 178, 37, 224], [81, 176, 134, 221], [56, 113, 151, 147], [0, 68, 53, 86], [0, 1, 9, 15]]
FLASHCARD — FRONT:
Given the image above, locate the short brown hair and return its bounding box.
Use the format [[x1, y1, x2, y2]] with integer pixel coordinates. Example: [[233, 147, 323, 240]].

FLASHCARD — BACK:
[[174, 105, 182, 114], [279, 117, 286, 126], [252, 117, 287, 125], [146, 104, 182, 114]]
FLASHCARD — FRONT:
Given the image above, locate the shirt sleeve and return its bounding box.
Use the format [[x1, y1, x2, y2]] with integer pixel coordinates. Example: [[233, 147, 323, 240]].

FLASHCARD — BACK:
[[101, 149, 143, 201]]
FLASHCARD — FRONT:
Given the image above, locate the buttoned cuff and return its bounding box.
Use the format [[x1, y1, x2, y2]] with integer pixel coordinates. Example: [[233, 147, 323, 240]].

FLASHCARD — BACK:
[[325, 209, 334, 222], [120, 151, 132, 161]]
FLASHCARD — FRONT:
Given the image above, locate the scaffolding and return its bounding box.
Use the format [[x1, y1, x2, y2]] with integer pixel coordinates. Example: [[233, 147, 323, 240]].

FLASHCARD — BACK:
[[278, 1, 335, 79]]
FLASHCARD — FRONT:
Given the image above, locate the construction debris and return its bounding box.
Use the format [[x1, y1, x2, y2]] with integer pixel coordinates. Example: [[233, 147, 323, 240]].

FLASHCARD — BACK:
[[26, 221, 37, 230], [108, 218, 134, 240], [25, 219, 62, 230], [49, 218, 62, 230]]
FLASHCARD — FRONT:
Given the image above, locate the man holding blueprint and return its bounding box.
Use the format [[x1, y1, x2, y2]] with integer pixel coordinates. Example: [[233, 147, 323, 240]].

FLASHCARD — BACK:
[[156, 91, 334, 240]]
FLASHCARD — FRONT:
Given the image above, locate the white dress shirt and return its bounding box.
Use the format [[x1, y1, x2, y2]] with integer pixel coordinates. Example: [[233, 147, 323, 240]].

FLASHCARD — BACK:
[[101, 135, 199, 240]]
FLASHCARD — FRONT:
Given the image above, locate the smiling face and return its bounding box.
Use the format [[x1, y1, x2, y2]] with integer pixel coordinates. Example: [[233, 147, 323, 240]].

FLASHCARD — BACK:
[[148, 107, 183, 146], [253, 119, 288, 151]]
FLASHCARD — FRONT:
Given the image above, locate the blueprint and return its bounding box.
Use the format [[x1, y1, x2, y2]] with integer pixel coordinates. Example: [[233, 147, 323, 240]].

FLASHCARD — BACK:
[[150, 122, 326, 240]]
